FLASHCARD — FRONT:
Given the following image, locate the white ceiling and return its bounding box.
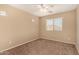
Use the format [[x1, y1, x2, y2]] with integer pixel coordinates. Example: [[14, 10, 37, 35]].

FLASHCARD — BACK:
[[9, 4, 78, 17]]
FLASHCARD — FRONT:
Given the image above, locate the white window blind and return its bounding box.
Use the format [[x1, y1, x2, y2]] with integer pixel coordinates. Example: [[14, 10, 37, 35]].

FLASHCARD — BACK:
[[46, 17, 63, 31]]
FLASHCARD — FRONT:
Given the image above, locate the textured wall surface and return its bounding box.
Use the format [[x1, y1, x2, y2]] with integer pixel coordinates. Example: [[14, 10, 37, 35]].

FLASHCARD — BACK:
[[40, 10, 76, 44], [0, 5, 39, 51]]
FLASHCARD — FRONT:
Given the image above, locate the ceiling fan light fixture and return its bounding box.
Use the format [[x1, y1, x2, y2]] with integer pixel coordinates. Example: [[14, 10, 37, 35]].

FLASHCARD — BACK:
[[36, 4, 54, 13], [40, 8, 47, 12]]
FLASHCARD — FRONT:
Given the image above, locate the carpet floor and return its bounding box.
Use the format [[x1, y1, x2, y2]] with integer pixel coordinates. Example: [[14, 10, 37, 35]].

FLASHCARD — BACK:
[[0, 39, 78, 55]]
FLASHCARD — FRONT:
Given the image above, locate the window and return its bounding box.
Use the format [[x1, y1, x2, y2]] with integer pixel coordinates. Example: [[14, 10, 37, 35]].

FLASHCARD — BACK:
[[46, 17, 63, 31], [0, 11, 7, 16], [46, 19, 53, 31], [54, 17, 62, 31]]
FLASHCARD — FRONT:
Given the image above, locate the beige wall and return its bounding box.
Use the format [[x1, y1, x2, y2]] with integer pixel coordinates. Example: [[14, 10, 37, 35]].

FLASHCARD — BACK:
[[0, 5, 39, 51], [40, 10, 76, 44], [76, 6, 79, 53]]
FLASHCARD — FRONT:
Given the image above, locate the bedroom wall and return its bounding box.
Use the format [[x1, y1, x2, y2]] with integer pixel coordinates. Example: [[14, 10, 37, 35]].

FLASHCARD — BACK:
[[76, 5, 79, 53], [40, 10, 76, 44], [0, 5, 39, 51]]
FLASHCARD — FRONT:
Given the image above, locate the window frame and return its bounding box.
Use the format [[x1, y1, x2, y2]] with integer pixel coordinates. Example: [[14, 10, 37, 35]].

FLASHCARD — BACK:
[[46, 17, 63, 32]]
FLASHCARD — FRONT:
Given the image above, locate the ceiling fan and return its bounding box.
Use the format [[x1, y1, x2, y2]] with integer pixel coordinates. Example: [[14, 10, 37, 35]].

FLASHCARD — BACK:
[[39, 4, 54, 13], [34, 4, 54, 13]]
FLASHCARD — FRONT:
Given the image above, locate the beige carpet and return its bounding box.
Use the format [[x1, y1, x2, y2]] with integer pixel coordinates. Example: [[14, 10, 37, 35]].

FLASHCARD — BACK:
[[0, 39, 78, 55]]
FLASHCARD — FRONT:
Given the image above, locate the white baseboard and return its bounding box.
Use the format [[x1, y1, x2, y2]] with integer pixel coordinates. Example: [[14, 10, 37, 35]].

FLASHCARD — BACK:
[[0, 38, 38, 52], [40, 37, 75, 45]]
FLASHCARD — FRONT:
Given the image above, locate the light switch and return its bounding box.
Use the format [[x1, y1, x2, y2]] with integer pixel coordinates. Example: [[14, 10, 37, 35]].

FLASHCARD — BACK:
[[32, 19, 35, 22]]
